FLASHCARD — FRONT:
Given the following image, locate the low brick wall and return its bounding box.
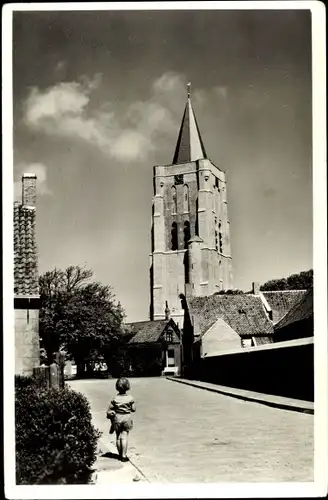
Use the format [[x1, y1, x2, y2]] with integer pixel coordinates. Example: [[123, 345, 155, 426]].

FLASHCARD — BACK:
[[193, 338, 314, 402]]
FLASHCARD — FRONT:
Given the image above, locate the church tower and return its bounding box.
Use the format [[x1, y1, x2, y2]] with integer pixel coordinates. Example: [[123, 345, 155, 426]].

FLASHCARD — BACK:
[[149, 84, 233, 322]]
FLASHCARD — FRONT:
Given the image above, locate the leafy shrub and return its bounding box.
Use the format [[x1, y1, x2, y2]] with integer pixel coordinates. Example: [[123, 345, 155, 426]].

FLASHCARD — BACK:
[[15, 374, 40, 391], [15, 375, 101, 484]]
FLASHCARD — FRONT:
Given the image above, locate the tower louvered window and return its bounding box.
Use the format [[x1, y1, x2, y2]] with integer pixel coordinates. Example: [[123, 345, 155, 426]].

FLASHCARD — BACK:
[[171, 222, 178, 250], [171, 186, 177, 214], [183, 184, 189, 213], [184, 221, 190, 249]]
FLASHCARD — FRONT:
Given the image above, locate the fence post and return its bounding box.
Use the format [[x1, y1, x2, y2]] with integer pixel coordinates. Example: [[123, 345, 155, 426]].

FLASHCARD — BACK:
[[33, 365, 50, 389], [55, 352, 65, 388]]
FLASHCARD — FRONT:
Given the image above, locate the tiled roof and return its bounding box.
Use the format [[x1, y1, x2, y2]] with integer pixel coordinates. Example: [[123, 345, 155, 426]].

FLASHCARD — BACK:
[[261, 290, 307, 323], [14, 202, 39, 297], [188, 294, 274, 338], [275, 289, 313, 331], [126, 319, 180, 344], [254, 336, 274, 346]]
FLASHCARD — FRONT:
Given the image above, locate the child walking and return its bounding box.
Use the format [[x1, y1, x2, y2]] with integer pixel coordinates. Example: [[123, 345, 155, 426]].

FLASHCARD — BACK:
[[106, 377, 136, 462]]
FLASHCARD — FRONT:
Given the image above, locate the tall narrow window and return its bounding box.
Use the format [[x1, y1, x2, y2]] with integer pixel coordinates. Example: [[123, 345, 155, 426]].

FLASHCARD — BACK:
[[171, 222, 178, 250], [183, 184, 189, 213], [184, 250, 189, 283], [171, 186, 177, 215], [184, 221, 191, 249]]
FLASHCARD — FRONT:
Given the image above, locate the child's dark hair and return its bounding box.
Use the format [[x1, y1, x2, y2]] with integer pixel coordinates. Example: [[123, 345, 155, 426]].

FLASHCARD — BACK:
[[116, 377, 130, 394]]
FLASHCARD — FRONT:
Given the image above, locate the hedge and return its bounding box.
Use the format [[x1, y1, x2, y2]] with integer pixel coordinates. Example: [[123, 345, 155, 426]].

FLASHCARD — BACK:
[[15, 375, 101, 484]]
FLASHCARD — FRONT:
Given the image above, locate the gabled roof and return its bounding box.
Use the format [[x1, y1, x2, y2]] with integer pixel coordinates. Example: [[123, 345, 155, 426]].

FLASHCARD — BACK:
[[126, 319, 180, 344], [14, 201, 39, 297], [172, 85, 207, 164], [261, 290, 307, 323], [188, 294, 274, 338], [275, 289, 313, 331]]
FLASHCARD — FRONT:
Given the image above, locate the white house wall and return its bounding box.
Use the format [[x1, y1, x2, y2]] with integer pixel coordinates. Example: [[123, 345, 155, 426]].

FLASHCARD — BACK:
[[201, 318, 240, 357]]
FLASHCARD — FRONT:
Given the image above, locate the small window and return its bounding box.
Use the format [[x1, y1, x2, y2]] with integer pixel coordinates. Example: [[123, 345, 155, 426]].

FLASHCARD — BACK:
[[171, 222, 178, 250], [166, 329, 173, 343], [215, 178, 219, 188], [174, 174, 183, 185]]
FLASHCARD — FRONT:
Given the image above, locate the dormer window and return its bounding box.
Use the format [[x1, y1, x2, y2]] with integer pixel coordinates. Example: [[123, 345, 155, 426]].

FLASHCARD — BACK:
[[166, 329, 173, 343]]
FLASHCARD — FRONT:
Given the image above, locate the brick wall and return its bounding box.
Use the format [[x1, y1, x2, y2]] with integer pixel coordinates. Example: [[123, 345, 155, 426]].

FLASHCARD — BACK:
[[193, 339, 314, 401]]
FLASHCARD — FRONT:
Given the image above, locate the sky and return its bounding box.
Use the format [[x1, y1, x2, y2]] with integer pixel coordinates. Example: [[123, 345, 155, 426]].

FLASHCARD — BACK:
[[13, 7, 313, 322]]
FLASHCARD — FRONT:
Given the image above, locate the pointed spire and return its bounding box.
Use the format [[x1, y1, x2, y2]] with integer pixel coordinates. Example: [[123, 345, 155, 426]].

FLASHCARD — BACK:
[[172, 82, 207, 164], [187, 81, 191, 98]]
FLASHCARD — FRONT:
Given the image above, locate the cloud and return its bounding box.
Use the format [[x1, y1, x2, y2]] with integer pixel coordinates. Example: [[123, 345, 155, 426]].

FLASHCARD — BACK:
[[214, 86, 228, 99], [14, 163, 52, 202], [23, 72, 227, 163], [54, 60, 67, 74]]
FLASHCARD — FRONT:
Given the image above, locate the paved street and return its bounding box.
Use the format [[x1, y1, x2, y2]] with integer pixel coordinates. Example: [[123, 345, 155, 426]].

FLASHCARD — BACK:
[[69, 377, 313, 483]]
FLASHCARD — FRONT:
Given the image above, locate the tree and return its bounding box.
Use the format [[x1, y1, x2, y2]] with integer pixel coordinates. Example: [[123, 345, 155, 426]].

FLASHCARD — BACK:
[[39, 266, 127, 376], [260, 269, 313, 291]]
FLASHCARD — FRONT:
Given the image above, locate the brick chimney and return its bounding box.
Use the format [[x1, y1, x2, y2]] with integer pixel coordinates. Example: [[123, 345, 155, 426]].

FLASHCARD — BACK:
[[165, 300, 170, 320], [252, 281, 260, 295], [22, 173, 37, 208]]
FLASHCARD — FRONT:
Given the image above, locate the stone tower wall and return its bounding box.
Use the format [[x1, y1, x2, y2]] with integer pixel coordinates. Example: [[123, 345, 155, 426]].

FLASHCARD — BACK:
[[150, 157, 233, 319]]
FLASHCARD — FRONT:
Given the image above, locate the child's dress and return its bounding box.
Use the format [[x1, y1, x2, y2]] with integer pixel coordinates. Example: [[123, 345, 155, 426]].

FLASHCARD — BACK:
[[107, 394, 135, 433]]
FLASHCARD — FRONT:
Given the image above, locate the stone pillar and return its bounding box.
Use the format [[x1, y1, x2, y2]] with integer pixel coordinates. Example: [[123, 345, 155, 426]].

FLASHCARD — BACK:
[[198, 160, 214, 248]]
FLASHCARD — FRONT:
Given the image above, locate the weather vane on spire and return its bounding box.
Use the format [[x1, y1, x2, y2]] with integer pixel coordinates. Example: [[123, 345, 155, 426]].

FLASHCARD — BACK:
[[187, 82, 191, 98]]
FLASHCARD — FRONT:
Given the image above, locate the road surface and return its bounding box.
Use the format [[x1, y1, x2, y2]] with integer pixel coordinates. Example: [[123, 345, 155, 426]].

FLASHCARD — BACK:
[[69, 377, 313, 483]]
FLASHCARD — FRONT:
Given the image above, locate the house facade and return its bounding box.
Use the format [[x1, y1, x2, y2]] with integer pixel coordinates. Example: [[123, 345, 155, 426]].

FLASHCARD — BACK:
[[126, 317, 181, 376], [179, 283, 276, 374], [14, 174, 40, 375]]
